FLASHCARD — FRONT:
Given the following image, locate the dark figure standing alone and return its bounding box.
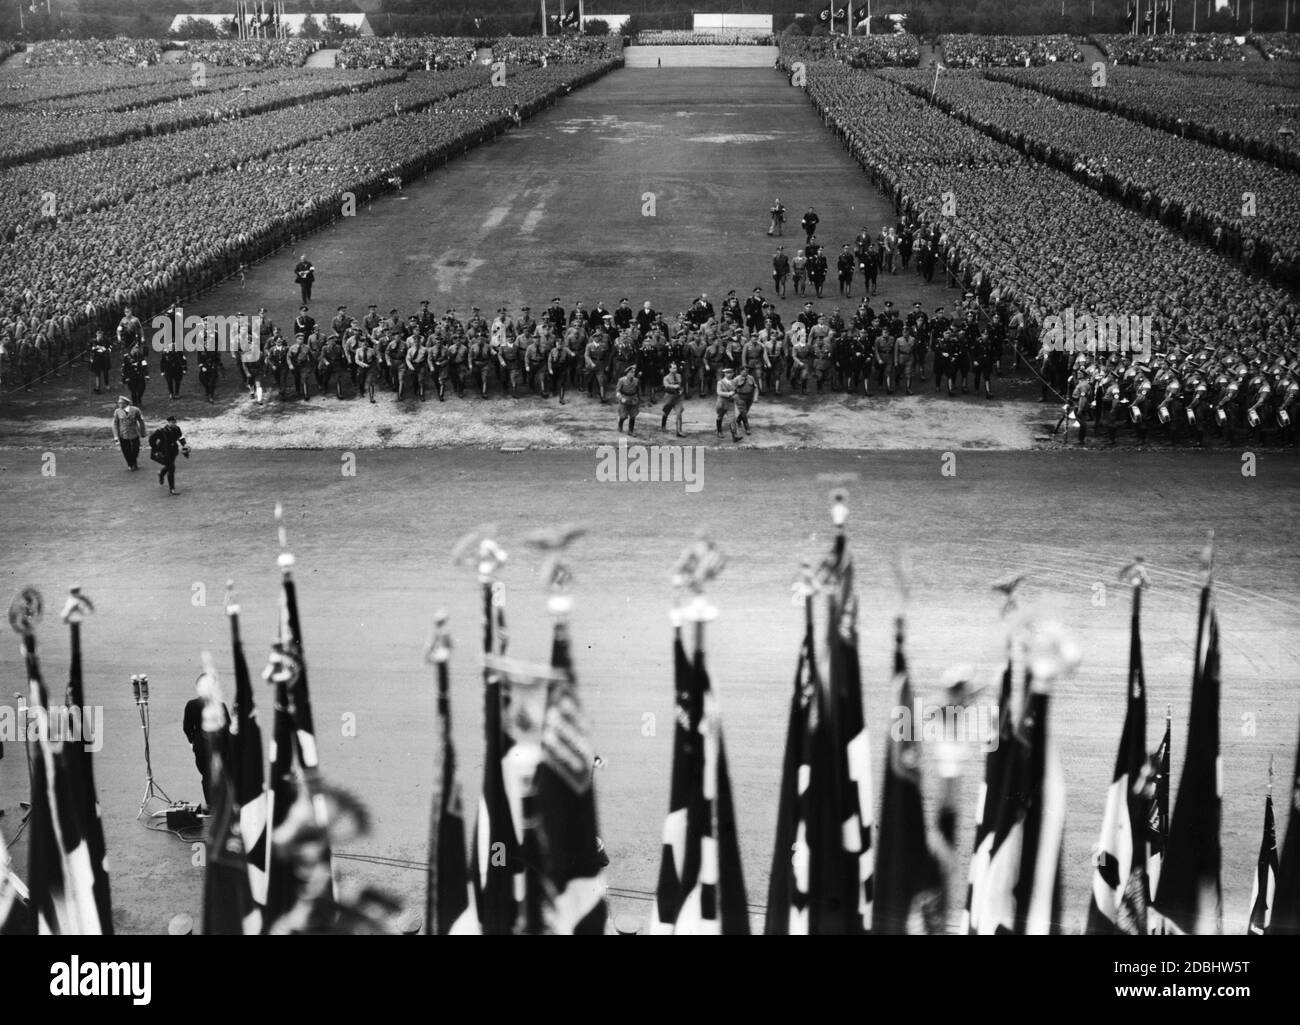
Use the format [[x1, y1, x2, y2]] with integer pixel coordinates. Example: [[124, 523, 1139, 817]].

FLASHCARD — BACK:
[[149, 415, 188, 496]]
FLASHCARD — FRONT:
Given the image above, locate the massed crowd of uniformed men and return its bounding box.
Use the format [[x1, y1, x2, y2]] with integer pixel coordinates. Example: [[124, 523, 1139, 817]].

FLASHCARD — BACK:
[[98, 280, 1014, 440]]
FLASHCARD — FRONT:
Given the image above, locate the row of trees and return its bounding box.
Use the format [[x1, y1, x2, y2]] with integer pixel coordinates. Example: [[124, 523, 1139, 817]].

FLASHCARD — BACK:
[[0, 1, 1294, 42], [168, 14, 361, 42]]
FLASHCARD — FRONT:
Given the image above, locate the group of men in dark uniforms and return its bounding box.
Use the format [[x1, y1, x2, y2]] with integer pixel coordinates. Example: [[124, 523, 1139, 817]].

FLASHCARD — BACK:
[[1054, 341, 1300, 448]]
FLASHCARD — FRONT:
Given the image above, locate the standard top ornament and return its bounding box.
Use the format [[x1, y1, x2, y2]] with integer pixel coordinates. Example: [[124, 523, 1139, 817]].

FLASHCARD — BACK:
[[8, 587, 43, 636]]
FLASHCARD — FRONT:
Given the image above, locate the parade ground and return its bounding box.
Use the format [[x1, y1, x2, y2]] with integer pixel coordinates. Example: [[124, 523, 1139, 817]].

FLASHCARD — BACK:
[[1, 67, 1049, 451], [1, 61, 1298, 934], [0, 449, 1296, 932]]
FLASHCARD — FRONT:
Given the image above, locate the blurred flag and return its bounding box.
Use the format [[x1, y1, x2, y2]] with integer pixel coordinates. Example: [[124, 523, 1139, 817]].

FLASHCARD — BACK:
[[964, 660, 1015, 933], [1146, 711, 1171, 934], [765, 501, 874, 935], [533, 601, 608, 934], [1247, 789, 1278, 934], [972, 662, 1066, 934], [17, 591, 102, 935], [652, 612, 749, 934], [562, 1, 580, 28], [874, 615, 942, 934], [1152, 570, 1223, 935], [1086, 576, 1148, 935], [198, 659, 260, 936], [262, 545, 335, 932], [59, 591, 111, 934], [0, 815, 32, 934], [471, 573, 520, 934], [227, 595, 268, 915], [425, 615, 473, 935], [1271, 718, 1300, 934], [764, 588, 818, 934]]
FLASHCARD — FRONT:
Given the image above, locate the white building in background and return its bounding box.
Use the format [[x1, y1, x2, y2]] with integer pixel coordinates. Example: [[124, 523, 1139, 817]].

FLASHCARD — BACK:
[[166, 13, 375, 38], [692, 13, 774, 34]]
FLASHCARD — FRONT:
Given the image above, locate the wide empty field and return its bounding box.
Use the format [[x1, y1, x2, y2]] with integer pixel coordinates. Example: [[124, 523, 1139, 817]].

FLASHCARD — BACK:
[[0, 449, 1296, 932]]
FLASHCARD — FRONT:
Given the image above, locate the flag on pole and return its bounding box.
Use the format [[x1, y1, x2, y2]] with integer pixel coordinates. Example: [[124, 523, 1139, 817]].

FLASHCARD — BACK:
[[1086, 566, 1149, 935], [765, 494, 874, 934], [1271, 717, 1300, 934], [652, 594, 749, 934], [59, 588, 112, 934], [13, 588, 103, 935], [970, 621, 1071, 935], [1152, 545, 1223, 936], [425, 613, 473, 935], [198, 656, 260, 936], [1247, 787, 1278, 934], [0, 823, 31, 934], [261, 510, 335, 932], [562, 1, 580, 29], [467, 538, 520, 934], [874, 614, 942, 934], [1146, 709, 1171, 933], [964, 658, 1016, 933], [533, 593, 609, 934], [226, 591, 268, 916], [764, 570, 818, 934]]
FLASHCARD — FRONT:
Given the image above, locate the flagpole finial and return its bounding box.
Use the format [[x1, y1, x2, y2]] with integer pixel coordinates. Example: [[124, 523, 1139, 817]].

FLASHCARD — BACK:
[[7, 587, 43, 637], [1269, 753, 1275, 792], [450, 524, 507, 582], [425, 609, 451, 666], [1200, 530, 1214, 583], [673, 531, 723, 621], [829, 488, 848, 529], [224, 578, 239, 615], [524, 524, 586, 613], [274, 501, 288, 552], [60, 585, 93, 625], [1118, 558, 1149, 590], [1026, 616, 1082, 689], [991, 573, 1027, 619]]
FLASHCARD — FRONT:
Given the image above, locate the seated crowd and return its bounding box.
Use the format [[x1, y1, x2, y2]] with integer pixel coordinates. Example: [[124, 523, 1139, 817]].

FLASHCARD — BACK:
[[1250, 32, 1300, 60], [631, 31, 776, 46], [21, 37, 163, 67], [182, 37, 318, 68], [1094, 32, 1244, 64], [780, 33, 921, 68], [940, 34, 1083, 68]]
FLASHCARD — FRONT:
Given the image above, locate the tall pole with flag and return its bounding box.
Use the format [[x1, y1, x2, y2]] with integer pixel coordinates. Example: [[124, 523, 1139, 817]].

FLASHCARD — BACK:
[[1147, 707, 1172, 934], [225, 583, 267, 921], [1152, 535, 1223, 935], [261, 504, 336, 933], [457, 528, 519, 934], [764, 492, 874, 934], [197, 652, 260, 936], [527, 526, 610, 934], [1271, 715, 1300, 933], [424, 611, 472, 934], [1247, 759, 1278, 934], [652, 536, 749, 934], [10, 587, 103, 935], [59, 587, 111, 934], [1086, 560, 1150, 935], [874, 559, 943, 934]]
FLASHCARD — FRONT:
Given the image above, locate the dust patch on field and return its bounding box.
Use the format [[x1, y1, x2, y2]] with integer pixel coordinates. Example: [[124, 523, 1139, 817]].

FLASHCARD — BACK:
[[0, 391, 1043, 451]]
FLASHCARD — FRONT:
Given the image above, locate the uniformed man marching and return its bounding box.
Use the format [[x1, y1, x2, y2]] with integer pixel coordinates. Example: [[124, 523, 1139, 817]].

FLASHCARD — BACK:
[[661, 361, 686, 437], [733, 365, 758, 436], [616, 366, 641, 435], [715, 367, 742, 443]]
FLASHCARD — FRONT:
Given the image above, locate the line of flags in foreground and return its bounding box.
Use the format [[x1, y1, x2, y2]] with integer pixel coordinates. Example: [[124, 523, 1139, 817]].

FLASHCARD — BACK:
[[2, 509, 1298, 934]]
